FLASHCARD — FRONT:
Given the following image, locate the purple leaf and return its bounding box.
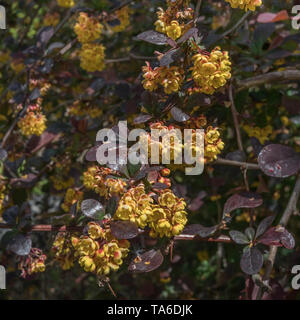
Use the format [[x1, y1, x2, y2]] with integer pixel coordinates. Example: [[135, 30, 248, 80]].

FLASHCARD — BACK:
[[240, 247, 264, 275], [256, 215, 275, 239], [128, 249, 164, 273], [135, 30, 168, 45], [258, 144, 300, 178], [170, 107, 190, 122], [110, 221, 139, 239]]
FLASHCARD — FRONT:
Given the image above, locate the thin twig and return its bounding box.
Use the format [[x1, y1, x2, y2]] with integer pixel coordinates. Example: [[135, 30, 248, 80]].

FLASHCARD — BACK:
[[237, 69, 300, 91], [214, 158, 259, 170], [253, 175, 300, 300], [221, 11, 251, 39], [194, 0, 202, 19], [229, 83, 244, 152]]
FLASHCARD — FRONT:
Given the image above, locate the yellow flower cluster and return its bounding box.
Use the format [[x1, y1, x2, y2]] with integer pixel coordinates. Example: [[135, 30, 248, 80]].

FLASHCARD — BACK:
[[111, 6, 131, 33], [67, 101, 103, 118], [204, 126, 224, 162], [142, 62, 184, 94], [50, 175, 75, 191], [145, 121, 224, 165], [18, 248, 47, 278], [0, 51, 10, 64], [225, 0, 262, 11], [154, 2, 193, 40], [61, 188, 83, 212], [74, 11, 106, 72], [72, 222, 130, 275], [57, 0, 74, 8], [115, 184, 188, 238], [115, 184, 154, 228], [10, 60, 25, 74], [44, 13, 60, 27], [191, 47, 231, 95], [52, 233, 76, 270], [0, 184, 6, 214], [83, 166, 127, 198], [74, 12, 103, 43], [243, 124, 273, 144], [149, 189, 187, 238], [17, 106, 47, 137], [79, 43, 105, 72], [29, 256, 47, 274]]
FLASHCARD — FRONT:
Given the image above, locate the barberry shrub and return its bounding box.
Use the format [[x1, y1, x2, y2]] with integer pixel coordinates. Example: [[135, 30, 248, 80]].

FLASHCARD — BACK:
[[0, 0, 300, 300]]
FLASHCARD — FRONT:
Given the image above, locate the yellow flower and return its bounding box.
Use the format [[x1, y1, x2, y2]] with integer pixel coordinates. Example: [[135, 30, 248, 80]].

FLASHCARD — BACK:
[[166, 20, 182, 40], [111, 6, 131, 33], [225, 0, 262, 11], [149, 189, 188, 238], [74, 12, 103, 43], [18, 110, 47, 136], [79, 43, 105, 72], [57, 0, 75, 8], [44, 13, 60, 27], [52, 233, 76, 270], [191, 47, 231, 95], [204, 126, 224, 162], [115, 184, 153, 228], [75, 236, 99, 256], [78, 256, 96, 272], [83, 166, 126, 198], [61, 188, 83, 212], [87, 222, 105, 240], [243, 124, 273, 144]]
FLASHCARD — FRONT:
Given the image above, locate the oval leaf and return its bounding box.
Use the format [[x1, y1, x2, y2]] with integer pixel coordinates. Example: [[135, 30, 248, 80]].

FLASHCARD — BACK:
[[245, 227, 255, 241], [256, 215, 275, 239], [170, 107, 190, 122], [229, 230, 250, 245], [2, 205, 19, 225], [240, 247, 264, 275], [110, 220, 139, 239], [81, 199, 105, 219], [0, 148, 8, 161], [135, 30, 168, 45], [7, 233, 32, 256], [223, 192, 263, 218], [128, 249, 164, 273], [258, 144, 300, 178], [133, 114, 152, 124]]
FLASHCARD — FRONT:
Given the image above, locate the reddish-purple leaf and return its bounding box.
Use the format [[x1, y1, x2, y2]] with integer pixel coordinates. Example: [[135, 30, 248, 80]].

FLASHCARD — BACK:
[[182, 224, 219, 238], [110, 220, 139, 239], [256, 215, 275, 239], [182, 224, 205, 235], [170, 107, 190, 122], [128, 249, 164, 273], [223, 192, 263, 219], [133, 114, 153, 124], [7, 233, 32, 256], [81, 199, 105, 219], [177, 27, 198, 44], [136, 30, 168, 45], [240, 247, 264, 275], [257, 226, 295, 249], [160, 48, 183, 67], [10, 174, 38, 188], [25, 131, 58, 154], [229, 230, 250, 245], [258, 144, 300, 178]]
